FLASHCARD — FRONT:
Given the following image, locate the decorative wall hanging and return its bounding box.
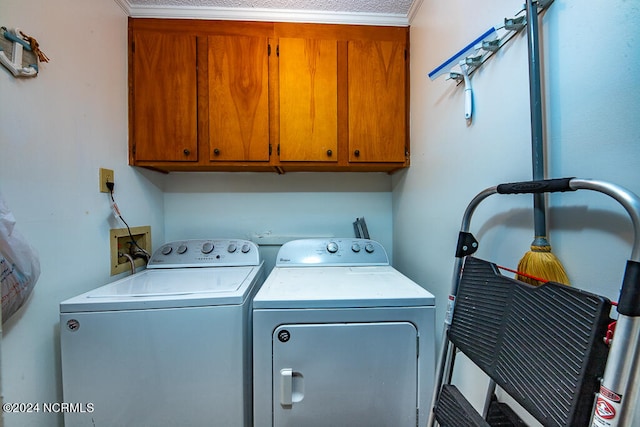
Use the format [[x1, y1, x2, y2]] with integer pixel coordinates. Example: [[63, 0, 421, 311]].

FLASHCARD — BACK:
[[0, 27, 49, 77]]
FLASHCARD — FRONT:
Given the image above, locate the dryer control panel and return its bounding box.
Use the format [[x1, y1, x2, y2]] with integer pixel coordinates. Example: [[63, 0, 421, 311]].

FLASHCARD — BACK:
[[148, 239, 260, 268], [276, 238, 389, 267]]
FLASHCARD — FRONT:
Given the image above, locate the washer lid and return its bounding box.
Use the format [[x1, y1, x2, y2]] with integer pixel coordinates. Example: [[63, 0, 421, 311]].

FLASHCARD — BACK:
[[252, 266, 435, 309], [60, 265, 262, 312]]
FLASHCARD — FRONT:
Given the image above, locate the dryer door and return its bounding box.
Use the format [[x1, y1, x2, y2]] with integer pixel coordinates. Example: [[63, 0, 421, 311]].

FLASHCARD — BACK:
[[272, 322, 418, 427]]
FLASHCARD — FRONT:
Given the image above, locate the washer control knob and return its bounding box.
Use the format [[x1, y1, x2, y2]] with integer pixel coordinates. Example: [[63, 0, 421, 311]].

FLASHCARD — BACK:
[[327, 242, 339, 253], [161, 246, 173, 255], [202, 242, 214, 254], [351, 243, 361, 253], [241, 243, 251, 253], [177, 244, 188, 254], [227, 243, 237, 253], [365, 243, 375, 253]]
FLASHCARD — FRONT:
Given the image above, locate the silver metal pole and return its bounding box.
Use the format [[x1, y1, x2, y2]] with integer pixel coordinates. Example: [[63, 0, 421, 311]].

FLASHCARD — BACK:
[[428, 186, 497, 427], [568, 179, 640, 427]]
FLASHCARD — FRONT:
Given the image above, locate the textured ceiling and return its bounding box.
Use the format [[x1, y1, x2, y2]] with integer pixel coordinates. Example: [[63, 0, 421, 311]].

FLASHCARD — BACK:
[[130, 0, 414, 14], [117, 0, 420, 25]]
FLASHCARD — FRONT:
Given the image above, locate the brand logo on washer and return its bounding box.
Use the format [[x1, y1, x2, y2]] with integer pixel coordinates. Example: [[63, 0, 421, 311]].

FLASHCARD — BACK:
[[278, 330, 290, 342], [67, 319, 80, 332]]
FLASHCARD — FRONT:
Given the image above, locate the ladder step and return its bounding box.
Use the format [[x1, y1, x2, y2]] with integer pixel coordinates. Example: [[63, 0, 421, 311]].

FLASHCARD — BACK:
[[486, 399, 527, 426], [449, 257, 612, 427], [434, 384, 490, 427]]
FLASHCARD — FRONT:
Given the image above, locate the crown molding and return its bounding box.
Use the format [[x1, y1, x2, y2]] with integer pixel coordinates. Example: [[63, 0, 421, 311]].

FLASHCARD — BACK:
[[114, 0, 410, 26], [407, 0, 423, 25], [114, 0, 131, 15]]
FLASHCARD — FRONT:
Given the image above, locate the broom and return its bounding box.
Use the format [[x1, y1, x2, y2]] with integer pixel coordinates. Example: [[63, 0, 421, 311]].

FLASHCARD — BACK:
[[517, 0, 570, 286]]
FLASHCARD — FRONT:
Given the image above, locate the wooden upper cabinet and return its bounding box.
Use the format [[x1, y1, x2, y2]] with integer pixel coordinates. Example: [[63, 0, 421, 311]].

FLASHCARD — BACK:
[[128, 19, 409, 173], [348, 39, 407, 163], [208, 35, 270, 162], [131, 31, 198, 162], [278, 37, 338, 162]]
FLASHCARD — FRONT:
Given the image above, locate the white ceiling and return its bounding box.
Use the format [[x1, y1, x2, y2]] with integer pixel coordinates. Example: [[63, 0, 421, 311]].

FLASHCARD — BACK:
[[115, 0, 421, 26]]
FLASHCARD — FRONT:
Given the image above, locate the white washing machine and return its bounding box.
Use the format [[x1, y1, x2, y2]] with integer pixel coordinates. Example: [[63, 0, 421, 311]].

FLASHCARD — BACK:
[[253, 238, 436, 427], [60, 239, 264, 427]]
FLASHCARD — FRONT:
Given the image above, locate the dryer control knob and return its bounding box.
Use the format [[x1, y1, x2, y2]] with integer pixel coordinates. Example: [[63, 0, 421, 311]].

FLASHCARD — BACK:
[[161, 246, 172, 255], [227, 243, 237, 253], [351, 243, 361, 253], [327, 242, 339, 253], [241, 243, 251, 253], [177, 244, 188, 254], [365, 243, 375, 253], [202, 242, 214, 254]]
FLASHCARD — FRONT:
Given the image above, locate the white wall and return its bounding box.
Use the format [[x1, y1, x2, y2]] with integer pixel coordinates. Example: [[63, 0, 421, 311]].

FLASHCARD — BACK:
[[162, 172, 393, 273], [398, 0, 640, 422], [0, 0, 164, 426]]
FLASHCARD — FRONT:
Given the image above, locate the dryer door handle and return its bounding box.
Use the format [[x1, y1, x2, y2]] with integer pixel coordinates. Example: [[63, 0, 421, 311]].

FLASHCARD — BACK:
[[280, 368, 293, 407]]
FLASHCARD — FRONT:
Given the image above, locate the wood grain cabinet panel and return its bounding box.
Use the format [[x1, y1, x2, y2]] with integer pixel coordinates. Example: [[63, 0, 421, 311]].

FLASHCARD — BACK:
[[208, 35, 270, 162], [131, 31, 198, 162], [348, 39, 407, 163], [278, 37, 338, 162]]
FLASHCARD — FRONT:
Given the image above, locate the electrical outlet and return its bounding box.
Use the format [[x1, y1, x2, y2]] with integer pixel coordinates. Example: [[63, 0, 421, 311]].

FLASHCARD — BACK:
[[110, 225, 152, 275], [99, 168, 114, 193]]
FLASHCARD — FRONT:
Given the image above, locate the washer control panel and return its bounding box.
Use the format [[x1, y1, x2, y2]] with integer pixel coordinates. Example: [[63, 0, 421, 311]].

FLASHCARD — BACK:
[[148, 239, 260, 268], [276, 238, 389, 267]]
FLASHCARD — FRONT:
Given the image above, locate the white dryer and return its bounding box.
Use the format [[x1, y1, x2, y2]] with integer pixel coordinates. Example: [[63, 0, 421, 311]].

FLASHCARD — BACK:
[[60, 239, 264, 427], [253, 238, 436, 427]]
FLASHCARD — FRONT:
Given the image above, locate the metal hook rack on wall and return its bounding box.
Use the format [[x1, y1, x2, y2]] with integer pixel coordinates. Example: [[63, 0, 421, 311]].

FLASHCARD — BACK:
[[427, 0, 554, 121]]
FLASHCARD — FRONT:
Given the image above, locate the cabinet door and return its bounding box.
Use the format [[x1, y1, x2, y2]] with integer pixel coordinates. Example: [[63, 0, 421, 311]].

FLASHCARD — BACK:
[[131, 32, 198, 162], [278, 38, 338, 162], [208, 35, 270, 162], [348, 40, 406, 163]]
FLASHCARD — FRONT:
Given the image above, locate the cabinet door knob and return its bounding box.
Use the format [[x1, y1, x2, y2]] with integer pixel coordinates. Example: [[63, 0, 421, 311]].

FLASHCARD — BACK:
[[326, 149, 332, 157], [183, 149, 191, 156], [213, 148, 220, 155], [354, 149, 360, 157]]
